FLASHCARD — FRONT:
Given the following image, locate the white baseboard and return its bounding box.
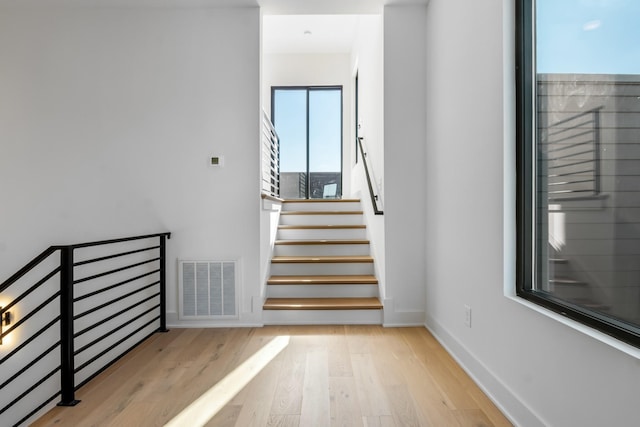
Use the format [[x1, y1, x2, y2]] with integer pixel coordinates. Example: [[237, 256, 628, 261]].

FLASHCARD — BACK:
[[166, 311, 263, 328], [424, 314, 545, 427], [382, 298, 425, 326], [263, 309, 383, 325]]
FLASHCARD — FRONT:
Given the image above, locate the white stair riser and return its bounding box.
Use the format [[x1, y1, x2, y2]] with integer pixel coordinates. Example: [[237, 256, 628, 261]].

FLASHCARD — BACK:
[[267, 284, 379, 298], [263, 308, 383, 325], [270, 263, 374, 276], [277, 228, 367, 240], [283, 202, 361, 212], [274, 244, 370, 257], [279, 214, 363, 226]]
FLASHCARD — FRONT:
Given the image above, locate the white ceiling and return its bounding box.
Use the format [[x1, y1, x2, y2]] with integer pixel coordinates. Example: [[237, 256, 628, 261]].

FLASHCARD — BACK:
[[1, 0, 418, 56], [0, 0, 428, 9], [263, 15, 364, 54]]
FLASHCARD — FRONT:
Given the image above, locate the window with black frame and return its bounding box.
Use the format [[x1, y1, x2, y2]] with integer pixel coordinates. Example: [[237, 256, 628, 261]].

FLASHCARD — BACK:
[[516, 0, 640, 346]]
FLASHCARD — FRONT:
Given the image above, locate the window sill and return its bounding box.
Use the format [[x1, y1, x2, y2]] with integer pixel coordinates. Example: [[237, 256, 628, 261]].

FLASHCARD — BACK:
[[506, 294, 640, 360]]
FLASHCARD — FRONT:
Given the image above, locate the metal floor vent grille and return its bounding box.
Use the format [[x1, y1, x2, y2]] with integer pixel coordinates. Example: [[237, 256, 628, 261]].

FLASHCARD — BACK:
[[179, 260, 237, 319]]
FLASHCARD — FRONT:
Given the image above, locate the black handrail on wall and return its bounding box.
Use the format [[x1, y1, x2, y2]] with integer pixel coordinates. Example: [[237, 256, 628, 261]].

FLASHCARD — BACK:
[[357, 137, 384, 215], [0, 232, 171, 427]]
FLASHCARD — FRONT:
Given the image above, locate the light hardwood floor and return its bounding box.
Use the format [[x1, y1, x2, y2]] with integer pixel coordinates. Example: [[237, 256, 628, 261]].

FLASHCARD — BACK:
[[32, 326, 512, 427]]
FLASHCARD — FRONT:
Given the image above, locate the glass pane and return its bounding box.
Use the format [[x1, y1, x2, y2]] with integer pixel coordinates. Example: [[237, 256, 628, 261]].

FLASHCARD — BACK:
[[536, 0, 640, 325], [273, 89, 307, 199], [309, 89, 342, 199]]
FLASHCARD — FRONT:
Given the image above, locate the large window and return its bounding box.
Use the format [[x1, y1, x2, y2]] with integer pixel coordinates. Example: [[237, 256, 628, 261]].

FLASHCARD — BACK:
[[517, 0, 640, 346], [272, 87, 343, 200]]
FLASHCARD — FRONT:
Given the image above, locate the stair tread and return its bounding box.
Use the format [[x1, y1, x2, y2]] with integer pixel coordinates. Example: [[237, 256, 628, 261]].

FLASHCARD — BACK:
[[263, 297, 382, 310], [272, 255, 374, 263], [275, 239, 370, 245], [281, 211, 363, 215], [278, 225, 366, 230], [268, 275, 378, 285], [283, 199, 360, 203]]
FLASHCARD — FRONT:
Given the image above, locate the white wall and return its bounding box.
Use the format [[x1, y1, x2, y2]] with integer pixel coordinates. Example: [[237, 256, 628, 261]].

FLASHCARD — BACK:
[[0, 5, 262, 326], [424, 0, 640, 426], [382, 5, 427, 325], [350, 14, 386, 301]]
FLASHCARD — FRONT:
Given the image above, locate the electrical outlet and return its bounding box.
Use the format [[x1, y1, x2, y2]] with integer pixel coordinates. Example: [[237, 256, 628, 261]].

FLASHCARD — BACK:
[[464, 305, 472, 328], [210, 156, 224, 167]]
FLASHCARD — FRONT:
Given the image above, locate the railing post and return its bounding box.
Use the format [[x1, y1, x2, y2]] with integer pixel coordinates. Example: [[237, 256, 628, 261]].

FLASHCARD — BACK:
[[158, 235, 169, 333], [58, 246, 80, 406]]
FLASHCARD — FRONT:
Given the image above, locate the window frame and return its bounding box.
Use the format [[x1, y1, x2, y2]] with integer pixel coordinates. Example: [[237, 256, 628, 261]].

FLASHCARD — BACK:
[[271, 85, 344, 200], [515, 0, 640, 348]]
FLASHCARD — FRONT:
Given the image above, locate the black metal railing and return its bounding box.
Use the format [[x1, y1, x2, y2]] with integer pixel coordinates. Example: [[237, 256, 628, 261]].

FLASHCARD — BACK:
[[0, 232, 170, 427], [540, 107, 602, 200], [261, 110, 280, 198], [357, 137, 384, 215]]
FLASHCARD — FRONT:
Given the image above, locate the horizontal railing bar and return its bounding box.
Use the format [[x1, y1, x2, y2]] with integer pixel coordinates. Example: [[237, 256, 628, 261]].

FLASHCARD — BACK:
[[547, 159, 593, 169], [545, 120, 595, 138], [75, 328, 158, 391], [545, 112, 596, 127], [75, 303, 160, 355], [24, 392, 65, 427], [0, 317, 60, 365], [0, 247, 58, 293], [544, 107, 601, 127], [74, 316, 159, 374], [548, 179, 595, 186], [0, 266, 60, 315], [543, 131, 593, 145], [0, 341, 60, 390], [73, 258, 159, 285], [546, 139, 595, 154], [74, 281, 159, 320], [549, 149, 595, 161], [549, 189, 594, 194], [0, 366, 60, 416], [64, 232, 170, 250], [548, 169, 593, 178], [74, 245, 160, 267], [545, 143, 592, 156], [1, 292, 60, 340], [74, 269, 160, 302], [75, 293, 160, 338], [262, 128, 276, 141], [15, 392, 62, 427]]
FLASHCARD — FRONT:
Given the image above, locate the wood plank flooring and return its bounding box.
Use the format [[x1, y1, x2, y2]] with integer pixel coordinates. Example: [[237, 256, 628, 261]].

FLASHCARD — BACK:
[[32, 326, 512, 427]]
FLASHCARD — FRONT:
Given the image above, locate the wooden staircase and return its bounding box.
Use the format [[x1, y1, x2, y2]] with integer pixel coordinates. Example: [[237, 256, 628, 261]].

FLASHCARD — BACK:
[[263, 199, 383, 324]]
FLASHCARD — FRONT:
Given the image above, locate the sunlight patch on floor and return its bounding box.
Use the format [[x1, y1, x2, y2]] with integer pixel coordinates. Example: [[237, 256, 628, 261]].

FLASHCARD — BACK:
[[164, 335, 290, 427]]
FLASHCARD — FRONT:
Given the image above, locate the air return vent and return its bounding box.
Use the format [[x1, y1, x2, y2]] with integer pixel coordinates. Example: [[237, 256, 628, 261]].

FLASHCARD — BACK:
[[178, 260, 238, 319]]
